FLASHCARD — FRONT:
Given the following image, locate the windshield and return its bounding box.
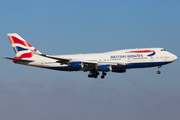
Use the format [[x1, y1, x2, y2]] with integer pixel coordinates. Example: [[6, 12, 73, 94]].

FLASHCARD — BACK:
[[161, 49, 166, 51]]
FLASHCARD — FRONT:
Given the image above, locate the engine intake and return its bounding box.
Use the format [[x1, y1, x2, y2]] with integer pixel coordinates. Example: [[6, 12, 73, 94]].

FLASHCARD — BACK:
[[96, 65, 112, 71], [68, 62, 84, 68]]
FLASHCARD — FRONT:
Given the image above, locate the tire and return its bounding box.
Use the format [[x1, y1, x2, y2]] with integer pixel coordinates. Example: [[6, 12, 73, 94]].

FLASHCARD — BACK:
[[157, 71, 161, 74]]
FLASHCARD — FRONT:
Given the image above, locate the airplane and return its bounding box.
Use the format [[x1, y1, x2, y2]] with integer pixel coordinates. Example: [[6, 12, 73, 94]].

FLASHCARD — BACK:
[[4, 33, 178, 79]]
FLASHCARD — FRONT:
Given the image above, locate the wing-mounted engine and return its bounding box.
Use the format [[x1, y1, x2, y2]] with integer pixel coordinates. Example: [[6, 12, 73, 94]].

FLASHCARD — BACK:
[[96, 65, 112, 71], [95, 62, 126, 72], [68, 61, 84, 68]]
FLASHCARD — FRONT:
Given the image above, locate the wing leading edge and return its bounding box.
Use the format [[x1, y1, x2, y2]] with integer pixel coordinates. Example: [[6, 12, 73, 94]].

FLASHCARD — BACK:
[[38, 53, 126, 70]]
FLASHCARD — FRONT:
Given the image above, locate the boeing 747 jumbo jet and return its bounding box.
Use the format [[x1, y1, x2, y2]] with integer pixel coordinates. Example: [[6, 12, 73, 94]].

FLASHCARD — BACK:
[[4, 33, 178, 79]]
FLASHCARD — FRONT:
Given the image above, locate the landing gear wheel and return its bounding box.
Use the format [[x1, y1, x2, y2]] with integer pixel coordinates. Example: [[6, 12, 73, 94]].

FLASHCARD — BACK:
[[101, 72, 107, 79], [101, 76, 105, 79], [157, 71, 161, 74], [157, 66, 161, 74], [88, 71, 99, 78], [103, 72, 107, 76]]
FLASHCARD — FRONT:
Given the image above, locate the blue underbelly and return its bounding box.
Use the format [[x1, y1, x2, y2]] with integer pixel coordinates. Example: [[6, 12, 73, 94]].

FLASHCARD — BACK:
[[43, 61, 172, 71], [119, 61, 171, 69]]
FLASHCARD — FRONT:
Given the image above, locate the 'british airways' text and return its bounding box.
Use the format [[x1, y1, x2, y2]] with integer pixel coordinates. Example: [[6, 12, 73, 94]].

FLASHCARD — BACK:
[[110, 54, 143, 59]]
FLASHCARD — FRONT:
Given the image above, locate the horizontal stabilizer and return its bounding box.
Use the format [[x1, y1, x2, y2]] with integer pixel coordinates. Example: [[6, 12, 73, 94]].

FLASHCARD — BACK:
[[3, 57, 34, 62]]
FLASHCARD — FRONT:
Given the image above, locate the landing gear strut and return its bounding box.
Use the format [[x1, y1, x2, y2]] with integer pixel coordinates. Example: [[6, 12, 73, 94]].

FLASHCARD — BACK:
[[101, 72, 107, 79], [157, 66, 161, 74]]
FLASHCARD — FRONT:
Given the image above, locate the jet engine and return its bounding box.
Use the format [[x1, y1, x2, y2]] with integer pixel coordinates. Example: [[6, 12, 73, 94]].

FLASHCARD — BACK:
[[68, 62, 84, 68], [96, 65, 112, 71]]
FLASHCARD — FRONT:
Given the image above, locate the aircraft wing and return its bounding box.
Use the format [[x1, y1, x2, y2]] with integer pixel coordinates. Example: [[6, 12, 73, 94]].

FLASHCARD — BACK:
[[40, 54, 126, 70], [40, 54, 70, 64], [40, 54, 98, 65], [30, 50, 70, 64], [40, 54, 125, 65]]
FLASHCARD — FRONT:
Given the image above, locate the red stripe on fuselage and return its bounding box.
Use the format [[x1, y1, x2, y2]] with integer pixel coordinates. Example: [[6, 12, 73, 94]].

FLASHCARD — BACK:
[[130, 50, 155, 53]]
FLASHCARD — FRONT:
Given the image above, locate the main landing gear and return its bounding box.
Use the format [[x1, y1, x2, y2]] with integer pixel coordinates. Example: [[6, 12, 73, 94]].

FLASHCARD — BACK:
[[101, 72, 107, 79], [157, 66, 161, 74], [88, 71, 107, 79], [88, 71, 99, 78]]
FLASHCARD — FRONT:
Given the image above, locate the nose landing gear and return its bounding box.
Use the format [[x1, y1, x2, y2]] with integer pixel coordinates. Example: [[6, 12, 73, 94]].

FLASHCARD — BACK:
[[157, 66, 161, 74]]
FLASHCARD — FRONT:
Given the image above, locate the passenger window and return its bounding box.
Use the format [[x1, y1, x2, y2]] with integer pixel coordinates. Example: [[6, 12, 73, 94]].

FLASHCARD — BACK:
[[161, 49, 166, 51]]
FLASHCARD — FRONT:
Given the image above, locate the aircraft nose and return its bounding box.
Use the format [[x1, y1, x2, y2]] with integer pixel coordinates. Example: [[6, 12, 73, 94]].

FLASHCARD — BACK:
[[174, 55, 178, 60], [172, 54, 178, 61]]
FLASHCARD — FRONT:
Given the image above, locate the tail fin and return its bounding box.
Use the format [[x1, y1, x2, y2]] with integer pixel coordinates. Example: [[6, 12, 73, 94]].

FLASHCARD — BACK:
[[7, 33, 41, 59]]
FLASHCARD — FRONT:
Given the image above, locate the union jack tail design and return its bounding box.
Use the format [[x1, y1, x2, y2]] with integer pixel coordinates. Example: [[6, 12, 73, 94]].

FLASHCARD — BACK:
[[7, 33, 41, 60]]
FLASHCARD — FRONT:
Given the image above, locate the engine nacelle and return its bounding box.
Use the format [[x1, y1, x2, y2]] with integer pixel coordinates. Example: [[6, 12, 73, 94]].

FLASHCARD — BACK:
[[96, 65, 112, 71], [68, 62, 84, 68]]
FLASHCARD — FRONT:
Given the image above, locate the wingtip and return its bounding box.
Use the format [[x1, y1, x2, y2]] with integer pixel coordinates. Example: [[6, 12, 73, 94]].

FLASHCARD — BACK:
[[2, 57, 8, 59]]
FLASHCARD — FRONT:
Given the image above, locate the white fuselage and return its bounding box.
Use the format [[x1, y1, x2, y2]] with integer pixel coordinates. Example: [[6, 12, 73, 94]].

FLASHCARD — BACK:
[[22, 48, 177, 72]]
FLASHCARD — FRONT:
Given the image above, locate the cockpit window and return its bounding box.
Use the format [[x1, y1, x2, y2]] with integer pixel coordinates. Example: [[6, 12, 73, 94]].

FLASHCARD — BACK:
[[161, 49, 166, 51]]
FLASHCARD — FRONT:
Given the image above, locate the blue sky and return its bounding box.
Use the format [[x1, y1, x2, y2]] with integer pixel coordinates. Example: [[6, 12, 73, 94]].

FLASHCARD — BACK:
[[1, 0, 180, 120]]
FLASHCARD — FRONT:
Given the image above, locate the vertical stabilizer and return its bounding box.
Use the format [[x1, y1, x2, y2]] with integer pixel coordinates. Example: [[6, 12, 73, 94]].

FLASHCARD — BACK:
[[7, 33, 41, 59]]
